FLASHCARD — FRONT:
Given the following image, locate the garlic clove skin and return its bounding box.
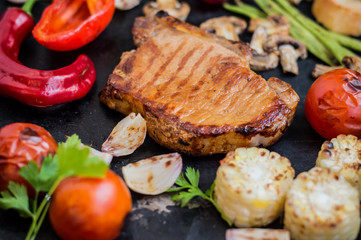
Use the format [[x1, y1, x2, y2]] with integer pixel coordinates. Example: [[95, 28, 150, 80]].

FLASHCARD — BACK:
[[122, 153, 182, 195], [102, 113, 146, 157], [88, 147, 113, 165], [81, 144, 113, 165]]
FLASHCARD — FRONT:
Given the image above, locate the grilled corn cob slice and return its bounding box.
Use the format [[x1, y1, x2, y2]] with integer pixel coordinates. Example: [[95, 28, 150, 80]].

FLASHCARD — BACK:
[[284, 167, 360, 240], [214, 147, 295, 227], [316, 134, 361, 197], [226, 228, 290, 240]]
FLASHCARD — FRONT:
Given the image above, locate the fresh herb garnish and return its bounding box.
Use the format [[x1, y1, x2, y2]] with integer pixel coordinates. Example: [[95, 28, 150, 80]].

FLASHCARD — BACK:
[[0, 134, 108, 240], [167, 167, 232, 226]]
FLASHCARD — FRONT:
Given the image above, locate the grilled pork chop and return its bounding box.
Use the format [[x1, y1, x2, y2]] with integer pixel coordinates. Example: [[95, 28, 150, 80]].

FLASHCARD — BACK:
[[100, 12, 299, 156]]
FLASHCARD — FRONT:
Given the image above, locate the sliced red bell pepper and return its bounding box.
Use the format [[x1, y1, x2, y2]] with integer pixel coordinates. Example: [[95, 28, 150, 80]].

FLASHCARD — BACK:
[[0, 6, 96, 107], [32, 0, 115, 51]]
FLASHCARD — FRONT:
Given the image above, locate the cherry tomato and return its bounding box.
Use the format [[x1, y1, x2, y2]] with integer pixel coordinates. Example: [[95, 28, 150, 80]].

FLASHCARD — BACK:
[[49, 170, 132, 240], [0, 123, 57, 195], [305, 69, 361, 139]]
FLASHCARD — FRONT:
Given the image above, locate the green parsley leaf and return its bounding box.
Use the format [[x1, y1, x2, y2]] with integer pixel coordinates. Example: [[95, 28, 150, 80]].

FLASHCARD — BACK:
[[19, 155, 58, 193], [185, 167, 199, 187], [0, 182, 33, 218], [169, 167, 232, 226], [172, 191, 196, 207], [174, 172, 191, 188], [56, 134, 108, 179]]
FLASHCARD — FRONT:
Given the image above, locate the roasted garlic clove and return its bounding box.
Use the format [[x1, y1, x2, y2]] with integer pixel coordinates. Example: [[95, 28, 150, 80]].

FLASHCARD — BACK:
[[102, 113, 146, 157], [122, 152, 182, 195]]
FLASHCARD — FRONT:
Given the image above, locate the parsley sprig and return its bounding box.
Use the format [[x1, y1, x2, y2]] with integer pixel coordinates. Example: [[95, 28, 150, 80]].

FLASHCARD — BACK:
[[0, 134, 108, 240], [167, 167, 232, 226]]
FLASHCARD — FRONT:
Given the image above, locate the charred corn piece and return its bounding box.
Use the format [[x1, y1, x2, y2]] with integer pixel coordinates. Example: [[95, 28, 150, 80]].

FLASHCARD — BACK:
[[226, 228, 290, 240], [284, 167, 360, 240], [214, 147, 295, 227], [316, 134, 361, 197]]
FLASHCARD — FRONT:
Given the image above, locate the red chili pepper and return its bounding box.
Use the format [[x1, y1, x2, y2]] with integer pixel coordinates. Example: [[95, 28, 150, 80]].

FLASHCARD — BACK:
[[33, 0, 115, 51], [0, 7, 96, 107]]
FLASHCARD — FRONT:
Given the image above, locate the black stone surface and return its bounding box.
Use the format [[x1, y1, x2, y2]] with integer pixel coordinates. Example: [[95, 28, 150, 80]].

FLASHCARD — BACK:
[[0, 1, 358, 240]]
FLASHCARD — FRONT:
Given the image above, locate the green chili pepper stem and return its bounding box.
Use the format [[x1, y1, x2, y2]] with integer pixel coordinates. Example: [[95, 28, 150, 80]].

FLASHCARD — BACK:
[[22, 0, 39, 17]]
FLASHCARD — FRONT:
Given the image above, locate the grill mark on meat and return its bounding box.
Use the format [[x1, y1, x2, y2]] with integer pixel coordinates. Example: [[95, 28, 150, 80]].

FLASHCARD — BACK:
[[144, 39, 187, 91], [171, 55, 229, 118], [122, 54, 136, 74], [177, 45, 214, 89], [134, 41, 161, 82], [154, 45, 199, 99]]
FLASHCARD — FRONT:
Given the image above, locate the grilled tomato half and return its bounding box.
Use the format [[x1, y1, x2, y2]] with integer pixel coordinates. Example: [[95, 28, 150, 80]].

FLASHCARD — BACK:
[[0, 123, 57, 195], [305, 69, 361, 139]]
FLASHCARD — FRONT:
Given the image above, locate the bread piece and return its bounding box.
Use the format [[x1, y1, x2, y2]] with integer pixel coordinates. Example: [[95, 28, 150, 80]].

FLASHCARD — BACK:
[[312, 0, 361, 36]]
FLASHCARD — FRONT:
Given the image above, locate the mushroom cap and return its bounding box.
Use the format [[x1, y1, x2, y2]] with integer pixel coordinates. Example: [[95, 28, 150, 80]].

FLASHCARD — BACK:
[[342, 56, 361, 73], [115, 0, 141, 10], [264, 35, 307, 59], [249, 14, 290, 36], [200, 16, 247, 41], [143, 0, 190, 21]]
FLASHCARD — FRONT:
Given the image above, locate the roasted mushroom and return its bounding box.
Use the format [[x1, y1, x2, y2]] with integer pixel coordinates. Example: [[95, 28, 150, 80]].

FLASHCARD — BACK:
[[264, 35, 307, 75], [312, 56, 361, 78], [343, 56, 361, 72], [249, 26, 268, 54], [312, 65, 343, 78], [143, 0, 190, 21], [247, 14, 305, 73], [250, 52, 279, 71], [248, 15, 290, 36], [115, 0, 141, 10], [200, 16, 247, 41]]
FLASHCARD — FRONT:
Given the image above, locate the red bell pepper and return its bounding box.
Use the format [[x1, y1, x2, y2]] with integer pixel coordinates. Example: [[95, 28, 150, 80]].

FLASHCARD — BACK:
[[0, 5, 96, 107], [32, 0, 115, 51]]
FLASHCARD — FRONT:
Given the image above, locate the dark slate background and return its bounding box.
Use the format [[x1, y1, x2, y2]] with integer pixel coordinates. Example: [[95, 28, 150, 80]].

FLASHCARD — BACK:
[[0, 0, 357, 239]]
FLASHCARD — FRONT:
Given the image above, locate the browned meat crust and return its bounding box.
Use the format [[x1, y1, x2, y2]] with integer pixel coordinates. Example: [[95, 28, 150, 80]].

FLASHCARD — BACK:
[[100, 12, 299, 156]]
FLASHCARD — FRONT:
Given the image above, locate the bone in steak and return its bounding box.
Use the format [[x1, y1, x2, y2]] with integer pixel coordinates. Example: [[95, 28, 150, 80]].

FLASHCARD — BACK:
[[100, 11, 299, 156]]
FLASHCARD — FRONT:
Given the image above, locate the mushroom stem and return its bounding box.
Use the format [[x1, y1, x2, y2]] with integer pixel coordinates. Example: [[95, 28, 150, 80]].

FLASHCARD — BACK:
[[312, 65, 343, 78], [312, 56, 361, 78], [250, 26, 267, 54], [279, 44, 299, 75]]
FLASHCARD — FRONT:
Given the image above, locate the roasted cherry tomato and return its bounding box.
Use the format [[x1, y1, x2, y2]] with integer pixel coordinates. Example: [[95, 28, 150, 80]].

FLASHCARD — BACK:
[[49, 170, 132, 240], [305, 69, 361, 139], [0, 123, 57, 195]]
